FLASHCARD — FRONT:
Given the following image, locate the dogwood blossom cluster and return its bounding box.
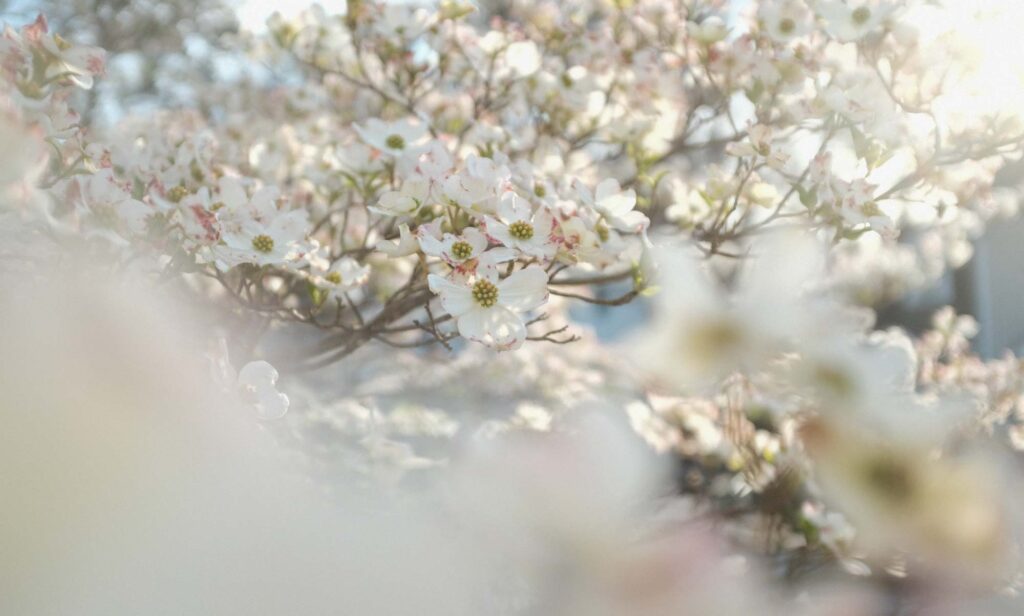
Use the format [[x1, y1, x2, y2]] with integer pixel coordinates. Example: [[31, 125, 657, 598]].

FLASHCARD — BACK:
[[7, 1, 1024, 614], [6, 0, 1022, 357]]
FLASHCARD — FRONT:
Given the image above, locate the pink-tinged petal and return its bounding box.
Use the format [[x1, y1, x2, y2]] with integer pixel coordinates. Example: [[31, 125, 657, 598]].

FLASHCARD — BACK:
[[475, 260, 501, 283], [524, 237, 556, 259], [498, 265, 549, 312], [427, 274, 475, 316], [483, 215, 514, 247], [65, 46, 105, 73], [24, 14, 48, 41], [533, 206, 557, 232]]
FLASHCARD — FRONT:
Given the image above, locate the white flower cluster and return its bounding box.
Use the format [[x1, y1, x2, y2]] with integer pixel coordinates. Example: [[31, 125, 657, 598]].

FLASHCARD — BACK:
[[5, 1, 1024, 613]]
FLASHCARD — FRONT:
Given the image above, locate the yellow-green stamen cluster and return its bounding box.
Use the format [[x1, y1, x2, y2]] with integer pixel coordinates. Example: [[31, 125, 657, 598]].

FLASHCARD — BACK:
[[326, 271, 343, 285], [451, 241, 473, 260], [852, 6, 871, 24], [813, 364, 855, 400], [251, 234, 275, 253], [863, 455, 914, 504], [508, 221, 534, 241], [778, 18, 795, 34], [167, 186, 189, 203], [688, 319, 743, 360], [210, 201, 225, 212], [385, 134, 406, 150], [472, 279, 499, 308]]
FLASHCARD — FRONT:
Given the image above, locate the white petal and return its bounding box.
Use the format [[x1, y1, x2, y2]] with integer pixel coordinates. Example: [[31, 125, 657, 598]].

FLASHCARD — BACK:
[[458, 305, 527, 349], [483, 216, 514, 247], [377, 224, 418, 257], [256, 390, 289, 420], [218, 177, 248, 209], [417, 230, 447, 256], [378, 191, 418, 215], [478, 247, 517, 266], [504, 41, 541, 76], [238, 360, 279, 388], [456, 307, 488, 342], [498, 192, 531, 222], [463, 227, 490, 255], [532, 206, 557, 234], [607, 209, 649, 233], [269, 210, 310, 239], [598, 189, 637, 217], [427, 274, 475, 316], [238, 361, 290, 420], [498, 265, 549, 312], [594, 178, 623, 203]]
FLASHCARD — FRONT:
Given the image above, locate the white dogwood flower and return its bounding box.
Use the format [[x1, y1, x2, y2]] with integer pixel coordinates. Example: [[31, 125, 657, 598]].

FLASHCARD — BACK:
[[354, 117, 428, 157], [212, 179, 310, 269], [483, 192, 557, 259], [427, 264, 548, 349], [38, 22, 106, 89], [759, 0, 813, 44], [576, 178, 648, 233], [312, 256, 370, 298], [816, 0, 897, 42], [443, 154, 511, 212]]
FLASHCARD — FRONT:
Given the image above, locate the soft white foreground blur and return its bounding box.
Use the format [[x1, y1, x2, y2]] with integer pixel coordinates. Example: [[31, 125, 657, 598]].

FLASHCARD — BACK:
[[0, 264, 484, 615]]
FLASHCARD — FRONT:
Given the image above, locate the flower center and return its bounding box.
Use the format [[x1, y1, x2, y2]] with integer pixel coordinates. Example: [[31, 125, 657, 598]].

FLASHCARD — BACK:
[[451, 240, 473, 260], [862, 455, 914, 505], [813, 363, 855, 400], [778, 18, 796, 34], [167, 185, 189, 203], [210, 201, 225, 212], [472, 279, 499, 308], [852, 6, 871, 25], [687, 318, 744, 361], [508, 220, 534, 241], [326, 271, 343, 284], [385, 134, 406, 150], [251, 234, 275, 253]]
